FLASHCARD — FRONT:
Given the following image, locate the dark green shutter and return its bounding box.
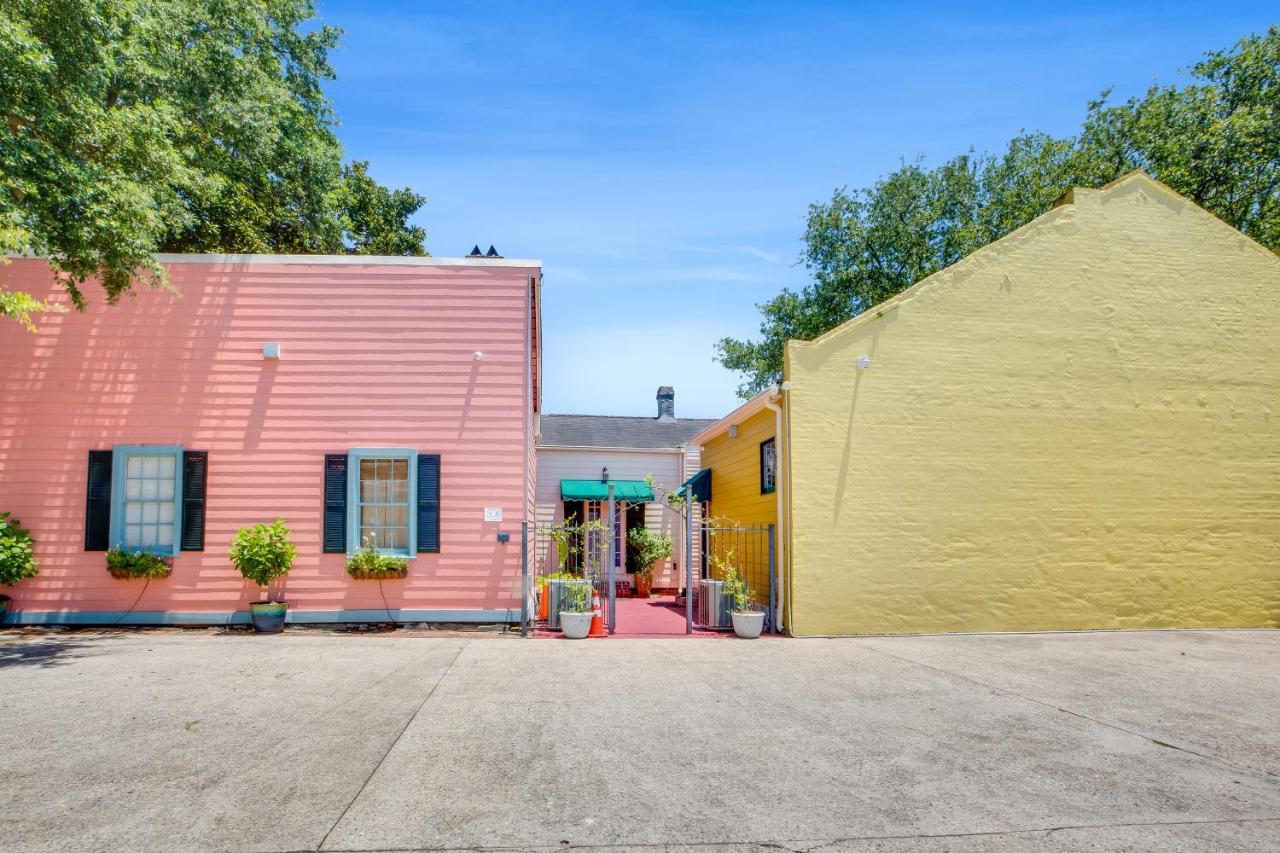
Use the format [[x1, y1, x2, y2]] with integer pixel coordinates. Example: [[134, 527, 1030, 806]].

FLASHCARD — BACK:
[[181, 451, 208, 551], [417, 454, 440, 553], [84, 450, 113, 551], [323, 454, 347, 553]]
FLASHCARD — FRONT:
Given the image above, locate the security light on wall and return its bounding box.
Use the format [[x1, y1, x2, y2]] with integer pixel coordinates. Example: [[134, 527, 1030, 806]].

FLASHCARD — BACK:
[[856, 356, 872, 370], [263, 342, 281, 360], [473, 351, 484, 361]]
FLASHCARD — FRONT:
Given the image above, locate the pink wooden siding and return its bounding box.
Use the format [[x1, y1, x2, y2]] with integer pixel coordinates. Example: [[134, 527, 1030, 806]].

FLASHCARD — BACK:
[[0, 256, 539, 622]]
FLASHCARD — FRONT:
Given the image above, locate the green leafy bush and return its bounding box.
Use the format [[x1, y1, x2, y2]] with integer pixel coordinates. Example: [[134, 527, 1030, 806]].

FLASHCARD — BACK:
[[0, 512, 39, 587], [626, 526, 673, 578], [106, 548, 171, 580], [229, 519, 296, 592], [346, 537, 409, 579]]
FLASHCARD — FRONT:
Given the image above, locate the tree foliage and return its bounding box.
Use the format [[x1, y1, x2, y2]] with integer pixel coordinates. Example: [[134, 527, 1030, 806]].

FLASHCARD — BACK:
[[718, 26, 1280, 397], [0, 0, 426, 329]]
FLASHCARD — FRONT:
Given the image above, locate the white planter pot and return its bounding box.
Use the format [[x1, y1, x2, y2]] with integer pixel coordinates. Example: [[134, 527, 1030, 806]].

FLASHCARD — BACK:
[[560, 611, 592, 639], [731, 611, 764, 639]]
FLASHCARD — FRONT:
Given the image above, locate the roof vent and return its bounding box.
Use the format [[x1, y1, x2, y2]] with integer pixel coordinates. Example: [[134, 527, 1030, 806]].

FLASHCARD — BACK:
[[486, 245, 502, 258], [468, 245, 484, 257]]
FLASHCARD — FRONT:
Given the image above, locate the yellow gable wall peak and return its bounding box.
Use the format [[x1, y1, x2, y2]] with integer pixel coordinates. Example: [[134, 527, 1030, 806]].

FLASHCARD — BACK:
[[783, 175, 1280, 636]]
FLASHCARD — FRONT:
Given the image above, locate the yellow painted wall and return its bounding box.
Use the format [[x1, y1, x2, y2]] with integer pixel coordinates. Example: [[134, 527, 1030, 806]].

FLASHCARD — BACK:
[[699, 406, 777, 604], [785, 173, 1280, 635]]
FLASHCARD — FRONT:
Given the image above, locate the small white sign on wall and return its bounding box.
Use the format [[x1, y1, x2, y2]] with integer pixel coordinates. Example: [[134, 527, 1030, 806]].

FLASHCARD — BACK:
[[483, 507, 503, 522]]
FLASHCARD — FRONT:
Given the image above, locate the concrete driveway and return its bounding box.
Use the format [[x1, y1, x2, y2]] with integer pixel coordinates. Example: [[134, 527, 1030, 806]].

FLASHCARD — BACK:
[[0, 628, 1276, 852]]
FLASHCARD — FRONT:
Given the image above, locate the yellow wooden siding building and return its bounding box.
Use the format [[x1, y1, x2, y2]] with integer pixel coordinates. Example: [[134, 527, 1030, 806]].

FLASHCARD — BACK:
[[692, 399, 779, 610], [699, 173, 1280, 636]]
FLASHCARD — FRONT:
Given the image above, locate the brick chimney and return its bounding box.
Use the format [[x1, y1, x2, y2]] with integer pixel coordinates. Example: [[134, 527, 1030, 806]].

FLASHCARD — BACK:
[[657, 386, 675, 421]]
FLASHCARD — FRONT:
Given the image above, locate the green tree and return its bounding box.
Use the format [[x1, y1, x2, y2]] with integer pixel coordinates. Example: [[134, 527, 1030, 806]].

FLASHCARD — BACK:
[[0, 0, 426, 330], [718, 26, 1280, 397], [335, 161, 427, 256]]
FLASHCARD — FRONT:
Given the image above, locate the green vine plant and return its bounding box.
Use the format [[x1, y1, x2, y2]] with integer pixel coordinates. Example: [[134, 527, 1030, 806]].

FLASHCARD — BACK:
[[559, 577, 594, 614], [106, 547, 171, 580], [0, 512, 40, 588], [229, 519, 296, 601], [644, 473, 688, 513], [707, 541, 753, 613], [346, 536, 409, 579]]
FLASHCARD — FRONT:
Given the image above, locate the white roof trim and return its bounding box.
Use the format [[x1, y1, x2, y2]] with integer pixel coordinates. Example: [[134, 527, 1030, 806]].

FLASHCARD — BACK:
[[9, 252, 540, 268], [154, 253, 541, 267], [536, 444, 685, 454], [689, 386, 778, 446]]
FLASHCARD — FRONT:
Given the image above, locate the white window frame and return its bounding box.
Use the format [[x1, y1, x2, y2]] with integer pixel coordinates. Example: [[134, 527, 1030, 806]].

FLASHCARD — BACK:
[[110, 444, 184, 556], [346, 448, 417, 557]]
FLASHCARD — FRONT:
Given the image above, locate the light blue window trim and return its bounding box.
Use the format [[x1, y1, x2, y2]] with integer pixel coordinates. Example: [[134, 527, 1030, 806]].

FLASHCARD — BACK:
[[109, 444, 184, 556], [347, 448, 417, 557]]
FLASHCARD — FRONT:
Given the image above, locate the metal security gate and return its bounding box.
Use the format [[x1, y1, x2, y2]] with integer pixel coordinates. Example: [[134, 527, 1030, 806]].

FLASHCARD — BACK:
[[680, 484, 778, 634], [691, 522, 776, 632]]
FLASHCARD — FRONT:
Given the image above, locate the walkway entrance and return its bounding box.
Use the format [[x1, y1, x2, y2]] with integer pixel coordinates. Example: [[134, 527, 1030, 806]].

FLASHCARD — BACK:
[[524, 487, 779, 638]]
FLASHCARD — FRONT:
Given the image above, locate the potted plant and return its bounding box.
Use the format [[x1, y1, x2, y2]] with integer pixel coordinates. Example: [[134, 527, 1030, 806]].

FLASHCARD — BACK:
[[346, 536, 409, 579], [723, 566, 764, 639], [229, 519, 297, 633], [0, 512, 39, 621], [105, 548, 172, 580], [558, 577, 593, 639], [626, 526, 672, 598]]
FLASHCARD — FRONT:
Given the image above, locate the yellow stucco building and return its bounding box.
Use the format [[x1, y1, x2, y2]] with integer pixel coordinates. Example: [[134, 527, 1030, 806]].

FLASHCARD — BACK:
[[699, 173, 1280, 636]]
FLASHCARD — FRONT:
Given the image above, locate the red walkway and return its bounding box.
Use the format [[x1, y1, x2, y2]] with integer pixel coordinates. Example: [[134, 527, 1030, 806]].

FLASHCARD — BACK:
[[535, 594, 738, 638]]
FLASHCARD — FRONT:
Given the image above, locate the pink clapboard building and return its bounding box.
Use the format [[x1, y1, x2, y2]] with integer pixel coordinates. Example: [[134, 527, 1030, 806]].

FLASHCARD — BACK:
[[0, 254, 541, 625]]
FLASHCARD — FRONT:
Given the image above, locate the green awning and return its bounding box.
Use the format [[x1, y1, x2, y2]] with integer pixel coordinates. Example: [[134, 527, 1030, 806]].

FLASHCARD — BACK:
[[680, 468, 712, 503], [560, 479, 655, 502]]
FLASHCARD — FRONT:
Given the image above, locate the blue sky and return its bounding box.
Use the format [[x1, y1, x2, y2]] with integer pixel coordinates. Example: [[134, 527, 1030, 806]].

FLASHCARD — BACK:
[[319, 1, 1275, 418]]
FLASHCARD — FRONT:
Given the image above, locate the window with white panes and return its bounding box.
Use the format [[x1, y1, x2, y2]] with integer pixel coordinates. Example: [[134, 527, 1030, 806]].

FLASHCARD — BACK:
[[110, 446, 184, 554], [356, 456, 411, 553]]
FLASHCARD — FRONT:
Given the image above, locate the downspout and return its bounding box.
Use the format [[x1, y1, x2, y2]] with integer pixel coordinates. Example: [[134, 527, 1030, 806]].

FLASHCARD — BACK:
[[522, 274, 535, 628], [763, 383, 787, 634]]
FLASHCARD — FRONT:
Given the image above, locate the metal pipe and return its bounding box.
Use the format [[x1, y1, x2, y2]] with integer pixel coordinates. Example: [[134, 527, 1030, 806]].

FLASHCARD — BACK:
[[607, 483, 616, 635], [685, 483, 693, 634], [520, 520, 529, 638], [767, 523, 776, 634], [763, 385, 786, 634]]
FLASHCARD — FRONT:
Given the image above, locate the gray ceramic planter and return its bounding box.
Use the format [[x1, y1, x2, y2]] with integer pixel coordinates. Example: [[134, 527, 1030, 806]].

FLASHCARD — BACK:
[[559, 611, 591, 639], [731, 611, 764, 639]]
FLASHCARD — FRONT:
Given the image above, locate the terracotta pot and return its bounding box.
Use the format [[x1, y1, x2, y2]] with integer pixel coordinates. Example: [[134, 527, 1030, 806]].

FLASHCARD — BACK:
[[634, 574, 653, 598]]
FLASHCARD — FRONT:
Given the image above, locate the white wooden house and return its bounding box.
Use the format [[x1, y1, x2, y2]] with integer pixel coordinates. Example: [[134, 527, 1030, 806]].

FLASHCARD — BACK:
[[535, 387, 710, 593]]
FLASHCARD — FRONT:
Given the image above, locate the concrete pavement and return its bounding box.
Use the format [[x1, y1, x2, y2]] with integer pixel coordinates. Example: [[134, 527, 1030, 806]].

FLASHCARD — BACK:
[[0, 628, 1276, 851]]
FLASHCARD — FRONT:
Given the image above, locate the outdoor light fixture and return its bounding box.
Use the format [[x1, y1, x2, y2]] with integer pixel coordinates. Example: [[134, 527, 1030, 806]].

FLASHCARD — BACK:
[[856, 356, 872, 370], [263, 342, 281, 360], [729, 425, 739, 438], [473, 351, 484, 361], [601, 466, 610, 483]]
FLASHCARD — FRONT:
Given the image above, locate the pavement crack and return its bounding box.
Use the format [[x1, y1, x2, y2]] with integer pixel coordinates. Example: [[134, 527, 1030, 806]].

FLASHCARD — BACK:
[[856, 642, 1279, 783], [315, 640, 469, 852], [299, 815, 1280, 852]]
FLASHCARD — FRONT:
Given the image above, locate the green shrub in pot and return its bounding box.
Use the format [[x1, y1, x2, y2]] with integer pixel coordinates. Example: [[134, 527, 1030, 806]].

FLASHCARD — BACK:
[[229, 519, 296, 633]]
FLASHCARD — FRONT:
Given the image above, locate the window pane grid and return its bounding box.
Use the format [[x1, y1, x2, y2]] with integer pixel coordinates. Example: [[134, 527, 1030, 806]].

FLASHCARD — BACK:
[[357, 456, 410, 551], [122, 453, 177, 550]]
